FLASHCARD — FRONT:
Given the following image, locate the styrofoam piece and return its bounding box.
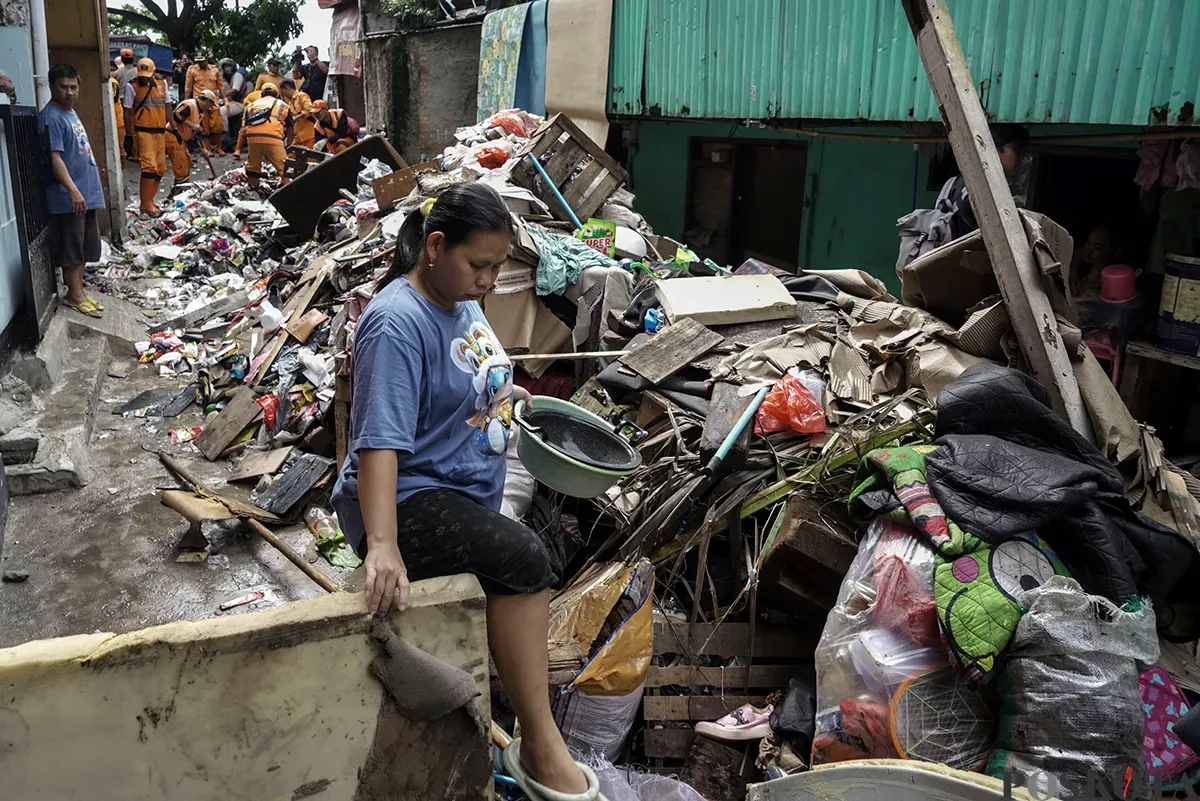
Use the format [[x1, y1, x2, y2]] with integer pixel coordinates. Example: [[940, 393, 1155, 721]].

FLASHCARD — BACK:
[[746, 760, 1059, 801]]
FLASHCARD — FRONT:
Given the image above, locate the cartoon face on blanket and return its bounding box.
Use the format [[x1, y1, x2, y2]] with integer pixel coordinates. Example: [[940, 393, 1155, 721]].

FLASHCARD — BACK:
[[849, 445, 1070, 682]]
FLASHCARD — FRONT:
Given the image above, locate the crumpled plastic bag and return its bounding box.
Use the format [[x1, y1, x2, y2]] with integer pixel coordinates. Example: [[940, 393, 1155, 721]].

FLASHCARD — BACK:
[[586, 754, 706, 801], [755, 369, 826, 435]]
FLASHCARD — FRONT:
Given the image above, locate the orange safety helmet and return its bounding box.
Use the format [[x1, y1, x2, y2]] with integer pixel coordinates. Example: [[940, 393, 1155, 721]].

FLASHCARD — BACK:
[[311, 99, 328, 111], [261, 82, 280, 97], [136, 57, 156, 77], [120, 47, 134, 60]]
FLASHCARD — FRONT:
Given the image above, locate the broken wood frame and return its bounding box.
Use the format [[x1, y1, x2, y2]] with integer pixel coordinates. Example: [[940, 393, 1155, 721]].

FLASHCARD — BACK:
[[643, 615, 813, 762], [901, 0, 1090, 436], [510, 113, 629, 225]]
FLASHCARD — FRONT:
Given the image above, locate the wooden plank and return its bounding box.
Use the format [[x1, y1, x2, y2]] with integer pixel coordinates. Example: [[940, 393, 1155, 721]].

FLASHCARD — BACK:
[[576, 172, 622, 223], [193, 387, 263, 461], [256, 453, 336, 517], [680, 736, 756, 801], [700, 382, 755, 470], [227, 446, 293, 483], [643, 695, 766, 722], [541, 138, 587, 185], [646, 664, 802, 689], [656, 275, 797, 327], [644, 728, 695, 760], [151, 290, 249, 334], [560, 158, 606, 210], [1127, 340, 1200, 371], [620, 318, 723, 384], [902, 0, 1089, 436], [653, 618, 815, 658], [771, 495, 858, 576], [550, 113, 627, 180]]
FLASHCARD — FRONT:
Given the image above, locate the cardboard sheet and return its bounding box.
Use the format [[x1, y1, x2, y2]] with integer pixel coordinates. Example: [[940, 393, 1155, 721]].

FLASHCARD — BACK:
[[545, 0, 613, 148]]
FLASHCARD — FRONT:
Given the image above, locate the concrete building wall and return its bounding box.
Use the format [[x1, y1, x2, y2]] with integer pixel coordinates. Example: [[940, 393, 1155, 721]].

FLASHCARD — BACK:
[[392, 22, 481, 166]]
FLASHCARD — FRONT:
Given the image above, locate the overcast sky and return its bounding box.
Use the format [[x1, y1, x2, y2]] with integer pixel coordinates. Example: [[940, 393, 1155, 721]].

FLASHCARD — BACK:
[[286, 0, 333, 57]]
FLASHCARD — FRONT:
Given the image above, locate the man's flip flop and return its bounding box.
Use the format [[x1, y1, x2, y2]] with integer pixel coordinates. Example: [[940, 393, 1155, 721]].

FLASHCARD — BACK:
[[502, 738, 605, 801], [64, 297, 102, 318]]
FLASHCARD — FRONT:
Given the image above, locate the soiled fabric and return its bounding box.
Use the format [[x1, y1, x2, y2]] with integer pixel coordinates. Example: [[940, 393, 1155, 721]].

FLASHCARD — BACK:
[[926, 364, 1194, 612], [527, 224, 618, 295]]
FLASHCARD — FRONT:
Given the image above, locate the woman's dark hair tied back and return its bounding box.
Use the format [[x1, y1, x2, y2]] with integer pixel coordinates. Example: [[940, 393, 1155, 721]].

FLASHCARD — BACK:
[[376, 182, 513, 292]]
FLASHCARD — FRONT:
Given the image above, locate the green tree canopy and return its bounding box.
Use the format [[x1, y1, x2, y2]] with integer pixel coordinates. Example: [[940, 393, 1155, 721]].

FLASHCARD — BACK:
[[107, 0, 302, 64]]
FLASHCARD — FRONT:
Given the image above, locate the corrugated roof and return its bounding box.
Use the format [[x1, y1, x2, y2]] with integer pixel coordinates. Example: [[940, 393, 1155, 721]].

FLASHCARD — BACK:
[[608, 0, 1200, 125]]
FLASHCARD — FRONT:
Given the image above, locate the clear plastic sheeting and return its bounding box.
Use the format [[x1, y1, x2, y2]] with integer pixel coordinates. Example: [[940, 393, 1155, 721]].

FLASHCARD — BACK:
[[586, 755, 706, 801], [813, 519, 993, 772], [987, 576, 1159, 799]]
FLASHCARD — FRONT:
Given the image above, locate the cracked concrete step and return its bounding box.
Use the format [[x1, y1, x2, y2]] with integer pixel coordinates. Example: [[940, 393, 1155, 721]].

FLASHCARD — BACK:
[[3, 331, 110, 495]]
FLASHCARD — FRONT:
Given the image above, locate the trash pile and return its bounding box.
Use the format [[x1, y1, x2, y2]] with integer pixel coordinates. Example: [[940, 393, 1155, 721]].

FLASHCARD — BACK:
[[95, 110, 1200, 801]]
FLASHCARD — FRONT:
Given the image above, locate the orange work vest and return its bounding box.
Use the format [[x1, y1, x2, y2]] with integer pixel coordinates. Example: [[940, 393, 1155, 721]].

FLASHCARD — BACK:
[[111, 77, 123, 131], [287, 91, 314, 142], [173, 98, 200, 127], [131, 78, 167, 132], [243, 97, 289, 144], [315, 109, 348, 143]]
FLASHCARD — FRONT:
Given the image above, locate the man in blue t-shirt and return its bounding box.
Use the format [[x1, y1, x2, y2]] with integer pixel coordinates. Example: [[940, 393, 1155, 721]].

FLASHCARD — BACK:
[[39, 63, 107, 318]]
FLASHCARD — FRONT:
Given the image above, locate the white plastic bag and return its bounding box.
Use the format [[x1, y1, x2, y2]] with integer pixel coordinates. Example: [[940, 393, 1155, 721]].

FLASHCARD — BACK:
[[587, 755, 706, 801]]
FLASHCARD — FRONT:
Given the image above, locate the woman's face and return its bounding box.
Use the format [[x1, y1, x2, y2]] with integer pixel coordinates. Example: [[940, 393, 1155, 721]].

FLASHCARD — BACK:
[[423, 229, 510, 304]]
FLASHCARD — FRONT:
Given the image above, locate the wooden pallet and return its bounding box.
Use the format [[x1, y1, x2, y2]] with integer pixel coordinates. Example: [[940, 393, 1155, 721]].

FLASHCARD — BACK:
[[511, 113, 628, 224], [643, 615, 815, 762]]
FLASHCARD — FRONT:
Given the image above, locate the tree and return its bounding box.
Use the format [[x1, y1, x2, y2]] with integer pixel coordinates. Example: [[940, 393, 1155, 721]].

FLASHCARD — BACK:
[[198, 0, 303, 69], [107, 3, 170, 44], [107, 0, 226, 53]]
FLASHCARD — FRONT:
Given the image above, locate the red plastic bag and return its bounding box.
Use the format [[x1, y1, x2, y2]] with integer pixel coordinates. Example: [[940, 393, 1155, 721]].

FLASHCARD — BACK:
[[754, 373, 826, 435], [476, 146, 510, 169]]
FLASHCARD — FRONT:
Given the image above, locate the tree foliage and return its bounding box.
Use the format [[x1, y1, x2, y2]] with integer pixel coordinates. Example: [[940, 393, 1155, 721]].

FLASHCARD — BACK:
[[107, 0, 302, 63], [198, 0, 304, 68]]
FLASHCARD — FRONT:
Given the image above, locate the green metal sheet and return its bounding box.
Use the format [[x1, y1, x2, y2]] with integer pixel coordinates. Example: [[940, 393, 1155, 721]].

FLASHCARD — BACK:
[[608, 0, 1200, 125]]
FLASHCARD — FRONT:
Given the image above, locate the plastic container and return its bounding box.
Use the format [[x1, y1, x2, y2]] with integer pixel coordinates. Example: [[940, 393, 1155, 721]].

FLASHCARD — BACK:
[[746, 760, 1055, 801], [513, 396, 638, 498], [304, 507, 340, 540], [1099, 264, 1137, 303], [1157, 253, 1200, 354]]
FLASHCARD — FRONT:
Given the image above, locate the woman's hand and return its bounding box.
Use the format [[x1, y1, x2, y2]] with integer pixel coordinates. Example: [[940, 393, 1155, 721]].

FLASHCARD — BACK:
[[512, 385, 532, 407], [364, 542, 410, 615]]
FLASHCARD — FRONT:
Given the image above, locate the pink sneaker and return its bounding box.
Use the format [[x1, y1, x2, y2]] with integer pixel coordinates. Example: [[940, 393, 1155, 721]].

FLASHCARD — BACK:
[[694, 703, 774, 741]]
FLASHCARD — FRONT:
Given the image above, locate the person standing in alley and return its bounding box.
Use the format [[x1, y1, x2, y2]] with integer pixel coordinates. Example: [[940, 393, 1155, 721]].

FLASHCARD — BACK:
[[185, 51, 225, 154], [40, 64, 106, 318], [113, 48, 138, 160], [300, 45, 328, 101], [242, 83, 292, 189], [313, 102, 359, 154], [279, 78, 314, 150], [220, 58, 247, 153], [124, 57, 168, 216]]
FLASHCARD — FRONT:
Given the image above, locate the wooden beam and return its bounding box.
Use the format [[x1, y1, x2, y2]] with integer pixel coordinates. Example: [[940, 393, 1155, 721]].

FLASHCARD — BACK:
[[902, 0, 1090, 436]]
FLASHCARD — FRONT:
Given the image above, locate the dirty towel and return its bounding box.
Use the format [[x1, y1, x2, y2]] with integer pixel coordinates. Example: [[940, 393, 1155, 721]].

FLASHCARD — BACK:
[[527, 224, 618, 296]]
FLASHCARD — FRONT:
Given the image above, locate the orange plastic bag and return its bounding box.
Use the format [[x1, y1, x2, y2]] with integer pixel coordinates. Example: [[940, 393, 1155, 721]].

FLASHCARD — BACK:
[[476, 146, 510, 169], [754, 372, 826, 435]]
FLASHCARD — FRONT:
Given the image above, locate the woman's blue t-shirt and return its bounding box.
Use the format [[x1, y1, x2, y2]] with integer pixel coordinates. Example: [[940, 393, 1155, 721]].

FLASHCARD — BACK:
[[331, 277, 515, 553]]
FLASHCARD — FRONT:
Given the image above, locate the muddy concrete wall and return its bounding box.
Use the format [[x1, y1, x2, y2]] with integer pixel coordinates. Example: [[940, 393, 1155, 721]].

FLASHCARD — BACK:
[[366, 22, 481, 166], [0, 575, 491, 801]]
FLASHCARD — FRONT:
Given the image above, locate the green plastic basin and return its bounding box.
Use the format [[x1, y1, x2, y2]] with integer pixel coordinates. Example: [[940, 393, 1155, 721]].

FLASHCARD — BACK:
[[514, 396, 638, 498]]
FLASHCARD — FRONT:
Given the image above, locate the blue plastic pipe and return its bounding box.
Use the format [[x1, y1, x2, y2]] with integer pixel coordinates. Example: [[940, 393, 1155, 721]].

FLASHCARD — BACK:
[[525, 152, 584, 231]]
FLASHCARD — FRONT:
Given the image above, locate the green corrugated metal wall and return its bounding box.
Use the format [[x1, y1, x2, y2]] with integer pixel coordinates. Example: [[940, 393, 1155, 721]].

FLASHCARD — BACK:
[[609, 0, 1200, 125]]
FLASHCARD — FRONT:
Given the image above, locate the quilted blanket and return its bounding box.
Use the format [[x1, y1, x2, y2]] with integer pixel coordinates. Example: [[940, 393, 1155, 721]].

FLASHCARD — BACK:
[[927, 364, 1194, 614], [850, 446, 1069, 682]]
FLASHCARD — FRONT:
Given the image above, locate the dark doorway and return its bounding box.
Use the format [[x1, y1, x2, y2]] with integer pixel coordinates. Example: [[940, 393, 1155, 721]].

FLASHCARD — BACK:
[[685, 139, 807, 270]]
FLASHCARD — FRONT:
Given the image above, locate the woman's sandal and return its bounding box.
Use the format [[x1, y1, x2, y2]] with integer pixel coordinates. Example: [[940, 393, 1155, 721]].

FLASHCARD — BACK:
[[502, 738, 606, 801], [63, 297, 103, 318], [87, 294, 104, 311]]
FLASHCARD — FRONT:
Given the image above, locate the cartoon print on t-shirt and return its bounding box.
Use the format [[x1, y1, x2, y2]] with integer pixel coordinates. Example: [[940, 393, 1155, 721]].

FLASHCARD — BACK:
[[450, 321, 513, 456], [72, 120, 96, 164]]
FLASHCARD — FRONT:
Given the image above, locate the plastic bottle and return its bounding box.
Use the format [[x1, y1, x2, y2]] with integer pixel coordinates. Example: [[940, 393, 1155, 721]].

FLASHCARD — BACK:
[[304, 507, 341, 541], [644, 307, 665, 334]]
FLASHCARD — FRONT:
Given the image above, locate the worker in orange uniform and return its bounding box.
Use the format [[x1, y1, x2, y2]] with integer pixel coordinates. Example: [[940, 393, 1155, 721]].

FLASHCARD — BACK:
[[123, 57, 168, 216], [167, 89, 217, 189], [242, 83, 292, 189], [279, 78, 314, 149], [184, 50, 225, 154], [232, 88, 262, 157], [110, 74, 124, 146], [313, 102, 360, 154]]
